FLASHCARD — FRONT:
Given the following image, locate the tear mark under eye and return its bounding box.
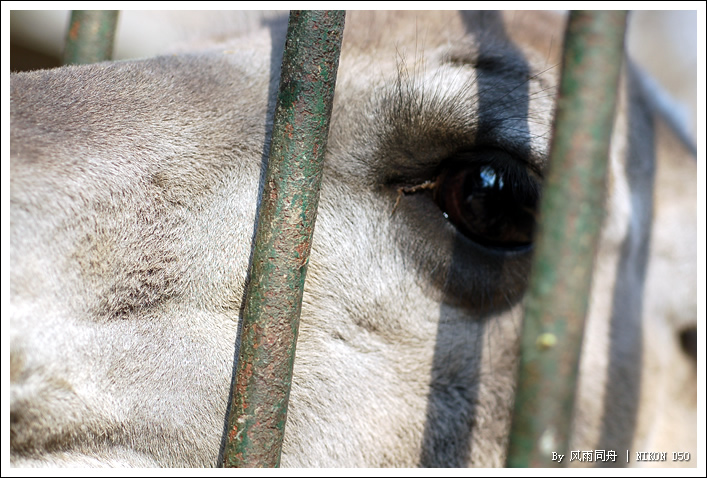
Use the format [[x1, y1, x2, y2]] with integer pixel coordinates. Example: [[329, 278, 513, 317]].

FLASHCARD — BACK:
[[391, 178, 440, 215]]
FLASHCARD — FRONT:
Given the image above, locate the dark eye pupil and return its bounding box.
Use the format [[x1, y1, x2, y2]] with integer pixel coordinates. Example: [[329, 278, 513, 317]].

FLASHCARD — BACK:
[[435, 161, 538, 250]]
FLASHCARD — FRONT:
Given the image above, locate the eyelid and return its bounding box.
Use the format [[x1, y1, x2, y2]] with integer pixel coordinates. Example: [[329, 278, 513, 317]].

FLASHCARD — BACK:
[[384, 146, 542, 199], [440, 148, 543, 188], [469, 138, 547, 179]]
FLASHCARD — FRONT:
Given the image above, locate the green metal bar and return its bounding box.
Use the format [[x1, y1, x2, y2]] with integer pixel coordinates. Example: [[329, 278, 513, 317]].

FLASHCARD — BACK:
[[222, 10, 345, 468], [63, 10, 119, 65], [506, 11, 627, 467]]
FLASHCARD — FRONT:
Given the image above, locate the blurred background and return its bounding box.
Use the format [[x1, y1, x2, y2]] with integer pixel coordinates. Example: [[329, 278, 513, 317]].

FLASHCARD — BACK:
[[9, 10, 698, 142]]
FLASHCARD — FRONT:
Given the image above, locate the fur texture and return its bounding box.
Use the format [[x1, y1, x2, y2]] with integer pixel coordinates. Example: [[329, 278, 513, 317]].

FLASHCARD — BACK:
[[9, 11, 696, 467]]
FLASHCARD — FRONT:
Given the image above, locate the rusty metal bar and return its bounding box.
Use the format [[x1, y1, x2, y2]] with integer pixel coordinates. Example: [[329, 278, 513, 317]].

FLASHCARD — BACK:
[[63, 10, 119, 65], [506, 11, 628, 467], [222, 10, 345, 468]]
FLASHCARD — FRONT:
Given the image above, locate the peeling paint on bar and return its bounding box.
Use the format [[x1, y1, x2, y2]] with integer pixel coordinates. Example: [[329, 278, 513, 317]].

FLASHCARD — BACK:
[[221, 10, 346, 468], [506, 11, 628, 468], [63, 11, 119, 65]]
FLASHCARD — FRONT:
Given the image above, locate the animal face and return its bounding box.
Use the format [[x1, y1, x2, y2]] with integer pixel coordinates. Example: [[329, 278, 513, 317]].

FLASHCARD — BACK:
[[9, 11, 696, 467]]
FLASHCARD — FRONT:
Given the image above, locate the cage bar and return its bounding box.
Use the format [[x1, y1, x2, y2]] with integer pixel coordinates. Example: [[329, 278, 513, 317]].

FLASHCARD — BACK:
[[221, 10, 346, 468], [505, 11, 628, 467], [63, 10, 119, 65]]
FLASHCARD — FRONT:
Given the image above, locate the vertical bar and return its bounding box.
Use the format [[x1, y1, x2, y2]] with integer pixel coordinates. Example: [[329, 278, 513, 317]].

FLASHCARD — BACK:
[[222, 10, 345, 468], [506, 11, 627, 467], [63, 10, 119, 65]]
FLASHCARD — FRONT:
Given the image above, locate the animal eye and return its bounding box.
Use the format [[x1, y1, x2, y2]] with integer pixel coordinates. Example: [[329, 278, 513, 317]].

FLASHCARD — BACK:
[[433, 152, 539, 251]]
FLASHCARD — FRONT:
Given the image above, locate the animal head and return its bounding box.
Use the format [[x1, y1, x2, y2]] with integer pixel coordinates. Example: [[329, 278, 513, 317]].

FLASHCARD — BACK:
[[9, 11, 697, 467]]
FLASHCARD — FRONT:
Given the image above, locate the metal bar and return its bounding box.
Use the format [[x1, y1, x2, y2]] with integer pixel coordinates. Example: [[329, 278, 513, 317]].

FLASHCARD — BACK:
[[63, 10, 119, 65], [506, 11, 628, 467], [222, 10, 346, 468]]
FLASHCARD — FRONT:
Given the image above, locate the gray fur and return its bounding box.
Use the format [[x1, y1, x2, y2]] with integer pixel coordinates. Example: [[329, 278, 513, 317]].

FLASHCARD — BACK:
[[10, 11, 696, 467]]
